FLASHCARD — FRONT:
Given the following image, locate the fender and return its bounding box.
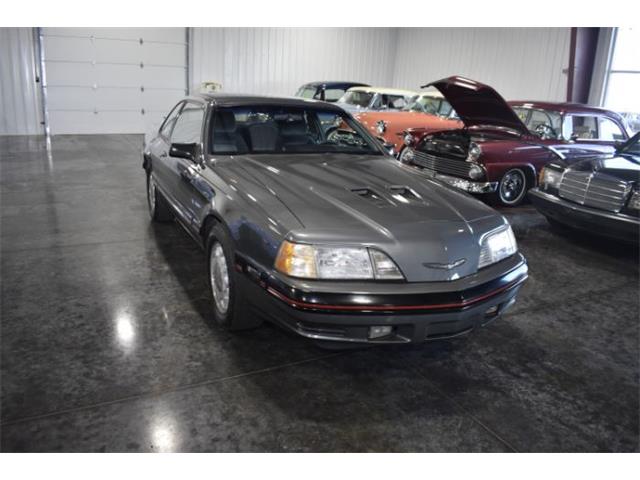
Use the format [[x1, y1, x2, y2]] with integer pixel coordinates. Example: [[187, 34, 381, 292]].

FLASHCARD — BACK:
[[484, 162, 537, 186]]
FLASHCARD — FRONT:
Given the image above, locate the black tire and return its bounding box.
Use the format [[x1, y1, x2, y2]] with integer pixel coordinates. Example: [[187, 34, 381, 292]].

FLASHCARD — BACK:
[[146, 172, 173, 222], [205, 222, 261, 331], [495, 168, 529, 207]]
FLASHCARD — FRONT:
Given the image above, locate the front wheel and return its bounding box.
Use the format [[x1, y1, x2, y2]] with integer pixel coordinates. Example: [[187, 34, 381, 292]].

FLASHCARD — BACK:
[[496, 168, 528, 206], [206, 223, 262, 331]]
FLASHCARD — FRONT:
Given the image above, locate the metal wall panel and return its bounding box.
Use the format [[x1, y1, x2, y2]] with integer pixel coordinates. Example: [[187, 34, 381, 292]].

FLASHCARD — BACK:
[[190, 28, 399, 96], [41, 27, 187, 135], [392, 28, 572, 101], [0, 28, 43, 135]]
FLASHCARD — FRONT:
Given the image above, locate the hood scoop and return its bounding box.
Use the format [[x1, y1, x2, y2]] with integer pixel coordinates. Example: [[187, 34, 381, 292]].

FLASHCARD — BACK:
[[350, 187, 391, 207]]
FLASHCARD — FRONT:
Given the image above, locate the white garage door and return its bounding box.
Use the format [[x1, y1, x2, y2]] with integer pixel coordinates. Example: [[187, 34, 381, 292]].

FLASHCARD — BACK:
[[41, 28, 187, 135]]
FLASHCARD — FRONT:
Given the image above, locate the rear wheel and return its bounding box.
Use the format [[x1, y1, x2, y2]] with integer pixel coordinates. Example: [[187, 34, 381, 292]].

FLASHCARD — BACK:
[[147, 172, 173, 222], [496, 168, 528, 206], [206, 223, 262, 330]]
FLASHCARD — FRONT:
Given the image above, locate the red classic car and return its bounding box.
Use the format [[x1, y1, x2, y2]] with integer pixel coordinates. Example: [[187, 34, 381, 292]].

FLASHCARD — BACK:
[[400, 76, 630, 206], [354, 91, 462, 153]]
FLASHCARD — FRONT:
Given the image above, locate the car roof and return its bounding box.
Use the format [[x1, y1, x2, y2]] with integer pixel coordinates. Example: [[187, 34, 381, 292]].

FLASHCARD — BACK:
[[300, 81, 370, 89], [186, 93, 346, 110], [346, 86, 418, 96], [508, 100, 621, 117]]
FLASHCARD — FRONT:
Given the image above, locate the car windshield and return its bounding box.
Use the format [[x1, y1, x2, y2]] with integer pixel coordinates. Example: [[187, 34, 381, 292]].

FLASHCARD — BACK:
[[210, 105, 383, 155], [403, 95, 454, 117], [340, 91, 374, 108], [296, 86, 318, 99], [619, 132, 640, 156], [512, 107, 563, 139]]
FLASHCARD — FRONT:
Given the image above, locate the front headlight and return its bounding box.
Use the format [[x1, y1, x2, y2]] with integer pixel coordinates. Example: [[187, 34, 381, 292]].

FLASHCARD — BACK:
[[478, 226, 517, 269], [399, 147, 415, 163], [376, 120, 387, 135], [275, 241, 404, 280], [467, 142, 481, 162], [404, 133, 414, 146], [539, 167, 563, 189], [628, 191, 640, 210]]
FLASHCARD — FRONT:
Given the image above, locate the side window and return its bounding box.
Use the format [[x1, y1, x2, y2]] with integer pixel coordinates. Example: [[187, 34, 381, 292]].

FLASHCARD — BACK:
[[598, 117, 626, 141], [324, 88, 345, 102], [387, 95, 407, 109], [159, 102, 183, 139], [171, 103, 205, 144], [568, 115, 598, 140]]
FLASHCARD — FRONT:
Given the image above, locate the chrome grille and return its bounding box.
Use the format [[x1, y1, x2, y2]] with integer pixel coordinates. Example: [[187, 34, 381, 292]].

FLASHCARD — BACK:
[[412, 151, 473, 179], [559, 170, 630, 213]]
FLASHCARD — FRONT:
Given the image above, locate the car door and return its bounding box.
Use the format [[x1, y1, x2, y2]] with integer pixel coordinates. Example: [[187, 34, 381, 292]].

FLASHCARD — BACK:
[[167, 100, 208, 233]]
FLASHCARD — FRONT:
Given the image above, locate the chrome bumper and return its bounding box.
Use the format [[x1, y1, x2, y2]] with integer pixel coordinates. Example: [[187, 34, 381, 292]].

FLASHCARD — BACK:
[[433, 172, 498, 194]]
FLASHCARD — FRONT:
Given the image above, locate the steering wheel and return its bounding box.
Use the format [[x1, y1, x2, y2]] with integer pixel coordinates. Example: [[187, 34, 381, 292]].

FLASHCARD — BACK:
[[534, 123, 556, 140]]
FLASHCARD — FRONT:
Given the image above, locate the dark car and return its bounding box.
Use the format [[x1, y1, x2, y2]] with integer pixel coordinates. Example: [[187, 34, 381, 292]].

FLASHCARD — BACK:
[[529, 132, 640, 243], [142, 93, 527, 345], [295, 81, 370, 103], [400, 76, 629, 206]]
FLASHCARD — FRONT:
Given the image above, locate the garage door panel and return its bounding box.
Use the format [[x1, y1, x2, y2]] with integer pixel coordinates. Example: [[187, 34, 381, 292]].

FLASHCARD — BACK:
[[142, 66, 186, 89], [94, 39, 143, 65], [94, 64, 142, 88], [46, 87, 95, 111], [43, 36, 93, 62], [46, 62, 95, 87], [142, 43, 185, 66], [48, 110, 143, 135], [95, 89, 142, 111]]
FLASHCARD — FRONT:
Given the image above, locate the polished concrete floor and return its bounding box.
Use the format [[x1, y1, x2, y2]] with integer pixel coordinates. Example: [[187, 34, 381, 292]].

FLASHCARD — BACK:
[[1, 134, 638, 452]]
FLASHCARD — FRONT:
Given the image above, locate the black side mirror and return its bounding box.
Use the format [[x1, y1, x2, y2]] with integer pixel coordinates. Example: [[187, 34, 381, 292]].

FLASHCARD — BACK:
[[170, 143, 197, 161]]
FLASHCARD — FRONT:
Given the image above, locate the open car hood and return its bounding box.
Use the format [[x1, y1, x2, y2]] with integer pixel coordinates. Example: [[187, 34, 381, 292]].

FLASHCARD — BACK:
[[424, 76, 529, 136]]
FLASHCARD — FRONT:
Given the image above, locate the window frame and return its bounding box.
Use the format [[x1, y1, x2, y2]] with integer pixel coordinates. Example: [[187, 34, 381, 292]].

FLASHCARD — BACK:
[[158, 101, 185, 142], [169, 99, 207, 145]]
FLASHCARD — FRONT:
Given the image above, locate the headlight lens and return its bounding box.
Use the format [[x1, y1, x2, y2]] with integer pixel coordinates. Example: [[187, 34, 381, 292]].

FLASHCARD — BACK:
[[629, 191, 640, 210], [275, 241, 404, 280], [399, 147, 415, 163], [478, 226, 517, 269], [376, 120, 387, 134], [467, 142, 481, 162], [539, 167, 563, 188], [404, 133, 414, 146], [469, 164, 484, 180]]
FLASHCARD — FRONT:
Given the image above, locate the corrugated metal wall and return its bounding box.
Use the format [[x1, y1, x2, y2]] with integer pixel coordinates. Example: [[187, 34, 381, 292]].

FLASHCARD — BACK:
[[190, 28, 399, 96], [191, 27, 571, 103], [2, 27, 573, 135], [392, 28, 571, 101], [0, 28, 43, 135]]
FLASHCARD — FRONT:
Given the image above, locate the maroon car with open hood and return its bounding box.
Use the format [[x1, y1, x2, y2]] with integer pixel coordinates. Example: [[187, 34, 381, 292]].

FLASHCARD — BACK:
[[399, 76, 628, 206]]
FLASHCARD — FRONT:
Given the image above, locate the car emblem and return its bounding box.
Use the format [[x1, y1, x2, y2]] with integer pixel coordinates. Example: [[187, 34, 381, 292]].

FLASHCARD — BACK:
[[422, 258, 466, 270]]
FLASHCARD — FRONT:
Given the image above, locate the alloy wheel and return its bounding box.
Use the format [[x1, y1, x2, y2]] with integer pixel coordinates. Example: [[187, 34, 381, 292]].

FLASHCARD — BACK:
[[209, 242, 230, 314]]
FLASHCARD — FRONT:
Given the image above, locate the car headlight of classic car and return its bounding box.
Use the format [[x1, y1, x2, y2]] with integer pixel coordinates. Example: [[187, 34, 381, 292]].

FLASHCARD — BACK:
[[467, 142, 482, 162], [376, 120, 387, 135], [478, 226, 517, 269], [629, 191, 640, 210], [403, 133, 414, 146], [538, 166, 563, 189], [275, 241, 404, 280]]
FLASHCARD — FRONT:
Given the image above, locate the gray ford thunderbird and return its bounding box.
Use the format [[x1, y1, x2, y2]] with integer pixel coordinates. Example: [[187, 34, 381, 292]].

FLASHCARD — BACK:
[[142, 94, 528, 345]]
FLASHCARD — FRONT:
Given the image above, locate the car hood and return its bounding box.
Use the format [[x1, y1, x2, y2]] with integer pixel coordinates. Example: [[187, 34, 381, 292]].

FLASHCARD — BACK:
[[214, 153, 507, 281], [425, 76, 529, 136], [563, 152, 640, 183]]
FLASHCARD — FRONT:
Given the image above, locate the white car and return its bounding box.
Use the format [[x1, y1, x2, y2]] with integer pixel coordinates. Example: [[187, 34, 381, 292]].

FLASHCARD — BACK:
[[336, 86, 417, 113]]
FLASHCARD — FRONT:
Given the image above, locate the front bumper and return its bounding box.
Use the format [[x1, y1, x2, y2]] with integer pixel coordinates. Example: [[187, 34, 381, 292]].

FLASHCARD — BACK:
[[238, 253, 528, 345], [420, 169, 497, 194], [529, 188, 640, 243]]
